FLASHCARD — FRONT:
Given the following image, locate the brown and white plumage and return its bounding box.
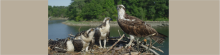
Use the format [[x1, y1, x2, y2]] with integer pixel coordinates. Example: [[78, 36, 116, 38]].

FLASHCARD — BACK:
[[116, 4, 167, 48], [94, 17, 112, 48], [73, 28, 95, 52]]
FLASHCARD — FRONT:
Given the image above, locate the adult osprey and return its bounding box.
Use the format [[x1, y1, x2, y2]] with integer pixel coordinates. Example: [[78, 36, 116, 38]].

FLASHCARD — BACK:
[[73, 28, 95, 52], [116, 4, 167, 49], [94, 17, 112, 48]]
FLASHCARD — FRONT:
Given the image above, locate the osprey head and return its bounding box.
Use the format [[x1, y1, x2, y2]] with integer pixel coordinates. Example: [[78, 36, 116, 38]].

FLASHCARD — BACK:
[[87, 28, 95, 37], [117, 4, 125, 11], [103, 17, 112, 23], [117, 4, 126, 19]]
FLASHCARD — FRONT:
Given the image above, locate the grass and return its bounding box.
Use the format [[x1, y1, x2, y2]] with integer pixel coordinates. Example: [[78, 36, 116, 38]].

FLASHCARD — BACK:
[[154, 18, 169, 21], [49, 17, 68, 20]]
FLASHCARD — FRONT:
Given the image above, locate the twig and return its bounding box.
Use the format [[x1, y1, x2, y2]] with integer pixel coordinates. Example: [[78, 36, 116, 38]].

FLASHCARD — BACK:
[[105, 34, 125, 53], [145, 33, 156, 38], [118, 30, 121, 37], [147, 38, 152, 53], [68, 33, 75, 37], [152, 40, 158, 45], [78, 26, 81, 32], [144, 33, 156, 52], [141, 44, 159, 55], [145, 44, 164, 53]]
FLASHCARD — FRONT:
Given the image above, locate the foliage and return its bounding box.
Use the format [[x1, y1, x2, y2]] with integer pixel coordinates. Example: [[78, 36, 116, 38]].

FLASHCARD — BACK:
[[48, 6, 68, 18], [48, 0, 169, 21]]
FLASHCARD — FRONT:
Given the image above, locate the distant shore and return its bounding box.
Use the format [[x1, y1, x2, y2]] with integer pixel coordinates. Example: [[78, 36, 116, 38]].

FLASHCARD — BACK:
[[48, 17, 68, 20], [62, 20, 169, 27]]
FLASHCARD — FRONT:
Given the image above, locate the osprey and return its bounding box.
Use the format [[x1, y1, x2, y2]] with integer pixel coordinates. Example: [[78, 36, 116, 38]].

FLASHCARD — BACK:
[[48, 38, 75, 53], [64, 38, 75, 52], [116, 4, 167, 50], [94, 17, 112, 48], [49, 31, 95, 53], [73, 28, 95, 52]]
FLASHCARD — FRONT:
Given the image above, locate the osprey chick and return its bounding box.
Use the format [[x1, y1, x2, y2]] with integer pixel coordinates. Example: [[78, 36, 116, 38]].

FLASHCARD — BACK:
[[94, 17, 112, 48], [73, 28, 95, 52]]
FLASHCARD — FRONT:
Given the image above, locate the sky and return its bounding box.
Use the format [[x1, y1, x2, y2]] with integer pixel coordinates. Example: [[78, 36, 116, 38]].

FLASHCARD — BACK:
[[48, 0, 72, 6]]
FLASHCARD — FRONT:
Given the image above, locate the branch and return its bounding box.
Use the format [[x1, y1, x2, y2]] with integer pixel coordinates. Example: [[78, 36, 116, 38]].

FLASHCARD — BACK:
[[145, 44, 164, 53], [78, 26, 81, 32], [146, 33, 156, 38], [118, 30, 121, 37], [105, 34, 125, 53], [68, 33, 75, 37], [141, 44, 159, 55], [144, 33, 156, 52]]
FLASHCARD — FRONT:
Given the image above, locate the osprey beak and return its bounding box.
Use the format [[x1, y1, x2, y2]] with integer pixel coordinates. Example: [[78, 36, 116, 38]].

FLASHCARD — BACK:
[[91, 29, 94, 31]]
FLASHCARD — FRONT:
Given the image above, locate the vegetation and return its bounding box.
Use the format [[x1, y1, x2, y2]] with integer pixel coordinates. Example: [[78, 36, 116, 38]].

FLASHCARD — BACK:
[[48, 0, 169, 21], [48, 6, 68, 18]]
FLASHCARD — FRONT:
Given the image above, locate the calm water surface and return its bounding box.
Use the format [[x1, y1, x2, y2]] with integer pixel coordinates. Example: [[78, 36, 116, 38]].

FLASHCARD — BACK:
[[48, 20, 169, 55]]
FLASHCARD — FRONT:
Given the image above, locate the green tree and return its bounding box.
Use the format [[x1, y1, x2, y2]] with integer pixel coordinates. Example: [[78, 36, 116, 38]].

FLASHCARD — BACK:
[[49, 0, 169, 21]]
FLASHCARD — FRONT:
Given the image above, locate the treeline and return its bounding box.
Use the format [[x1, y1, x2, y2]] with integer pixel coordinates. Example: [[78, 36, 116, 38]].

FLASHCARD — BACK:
[[48, 0, 169, 21], [48, 6, 68, 18]]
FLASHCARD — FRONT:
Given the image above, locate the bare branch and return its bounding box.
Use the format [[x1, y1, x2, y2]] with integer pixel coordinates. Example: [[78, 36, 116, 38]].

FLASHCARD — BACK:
[[105, 34, 125, 53], [118, 30, 121, 37], [145, 44, 164, 53], [141, 44, 159, 55], [78, 26, 81, 32]]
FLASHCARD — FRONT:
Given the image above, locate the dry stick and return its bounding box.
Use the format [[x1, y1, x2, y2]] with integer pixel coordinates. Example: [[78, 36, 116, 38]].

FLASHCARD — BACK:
[[152, 40, 158, 45], [105, 34, 125, 53], [148, 39, 158, 51], [144, 33, 156, 53], [118, 30, 122, 37], [144, 33, 156, 39], [69, 32, 75, 37], [149, 39, 159, 53], [145, 44, 164, 53], [78, 26, 81, 32], [148, 39, 152, 53], [141, 44, 159, 55]]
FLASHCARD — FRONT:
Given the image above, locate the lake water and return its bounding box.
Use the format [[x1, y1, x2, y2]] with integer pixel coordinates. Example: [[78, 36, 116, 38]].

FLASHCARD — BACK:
[[48, 20, 169, 55]]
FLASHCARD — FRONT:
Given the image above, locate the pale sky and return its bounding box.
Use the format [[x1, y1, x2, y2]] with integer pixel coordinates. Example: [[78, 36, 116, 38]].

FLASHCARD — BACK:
[[48, 0, 72, 6]]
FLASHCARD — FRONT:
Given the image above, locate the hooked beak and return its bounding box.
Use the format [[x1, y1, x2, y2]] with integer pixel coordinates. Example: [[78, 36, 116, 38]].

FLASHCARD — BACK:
[[91, 28, 94, 31]]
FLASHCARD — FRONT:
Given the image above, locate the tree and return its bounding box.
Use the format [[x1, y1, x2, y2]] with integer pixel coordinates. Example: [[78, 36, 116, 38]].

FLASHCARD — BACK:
[[49, 0, 169, 21]]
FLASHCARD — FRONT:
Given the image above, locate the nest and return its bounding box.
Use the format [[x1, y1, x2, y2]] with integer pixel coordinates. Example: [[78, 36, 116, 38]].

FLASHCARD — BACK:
[[48, 30, 164, 55]]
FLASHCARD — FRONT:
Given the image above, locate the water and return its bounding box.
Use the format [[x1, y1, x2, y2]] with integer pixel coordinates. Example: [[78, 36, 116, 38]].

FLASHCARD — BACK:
[[48, 20, 169, 55]]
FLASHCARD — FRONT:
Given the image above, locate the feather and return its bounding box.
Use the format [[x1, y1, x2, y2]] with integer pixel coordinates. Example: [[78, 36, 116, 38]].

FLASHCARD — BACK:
[[117, 5, 166, 44]]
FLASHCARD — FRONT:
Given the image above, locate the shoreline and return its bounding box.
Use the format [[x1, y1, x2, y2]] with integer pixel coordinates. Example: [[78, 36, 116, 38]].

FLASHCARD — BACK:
[[48, 17, 68, 20], [62, 21, 169, 27]]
